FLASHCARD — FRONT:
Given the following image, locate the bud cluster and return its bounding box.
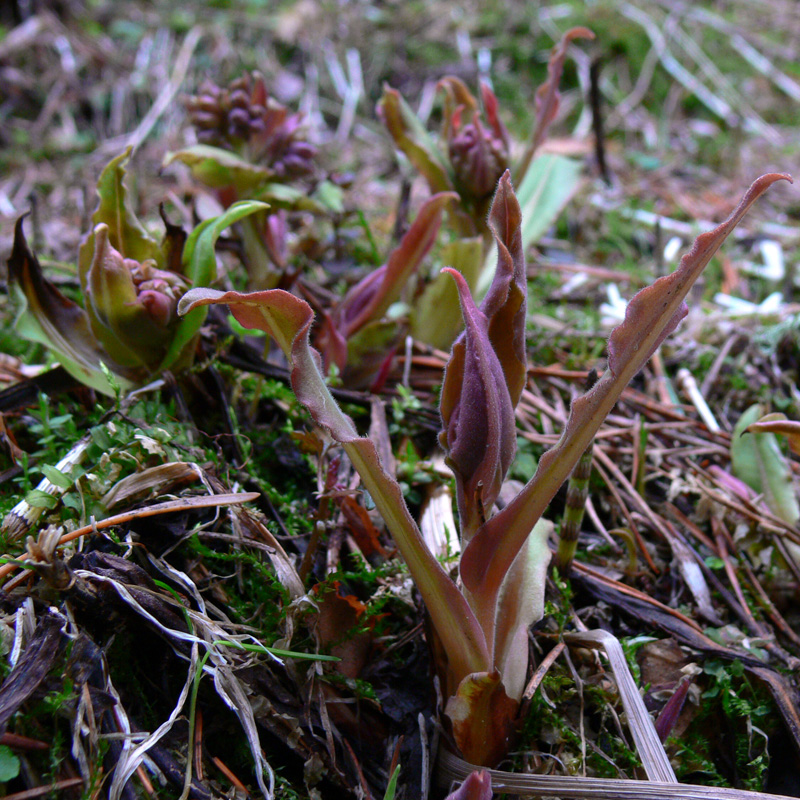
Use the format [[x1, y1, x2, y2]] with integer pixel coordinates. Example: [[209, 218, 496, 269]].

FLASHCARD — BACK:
[[449, 115, 509, 202], [127, 258, 188, 328], [185, 71, 316, 178]]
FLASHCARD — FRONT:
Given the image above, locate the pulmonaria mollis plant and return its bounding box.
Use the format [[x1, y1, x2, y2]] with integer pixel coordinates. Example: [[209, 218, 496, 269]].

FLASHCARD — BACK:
[[8, 148, 266, 395], [178, 171, 789, 766], [314, 190, 456, 388], [379, 28, 593, 350], [167, 71, 325, 291]]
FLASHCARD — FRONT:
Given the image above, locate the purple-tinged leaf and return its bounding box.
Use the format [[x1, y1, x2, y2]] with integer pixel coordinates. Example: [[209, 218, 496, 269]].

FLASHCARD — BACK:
[[655, 676, 692, 742], [438, 76, 479, 145], [460, 173, 791, 629], [178, 287, 491, 683], [479, 171, 527, 408], [439, 268, 516, 541], [444, 770, 492, 800], [516, 27, 595, 184], [332, 192, 456, 341], [480, 81, 510, 154]]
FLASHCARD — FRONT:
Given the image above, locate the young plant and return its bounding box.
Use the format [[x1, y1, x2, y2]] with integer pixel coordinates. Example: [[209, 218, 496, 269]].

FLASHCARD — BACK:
[[178, 171, 789, 766], [314, 190, 456, 387], [166, 71, 326, 291], [8, 148, 266, 395], [379, 28, 593, 348]]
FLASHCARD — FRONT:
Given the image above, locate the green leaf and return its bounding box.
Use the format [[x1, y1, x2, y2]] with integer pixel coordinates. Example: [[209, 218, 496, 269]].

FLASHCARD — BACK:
[[0, 745, 20, 782], [731, 404, 800, 526], [41, 464, 74, 489], [78, 147, 161, 285], [183, 200, 270, 286], [312, 180, 345, 214], [411, 237, 483, 349], [517, 153, 583, 250], [25, 489, 59, 509], [164, 145, 270, 193], [159, 200, 269, 372], [382, 765, 400, 800], [254, 182, 333, 214], [379, 87, 454, 194]]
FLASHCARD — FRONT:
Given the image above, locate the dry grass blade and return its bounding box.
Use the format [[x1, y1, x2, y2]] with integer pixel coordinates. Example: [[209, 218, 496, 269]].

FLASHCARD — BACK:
[[72, 560, 276, 799], [0, 492, 260, 583], [563, 630, 675, 783], [438, 747, 799, 800]]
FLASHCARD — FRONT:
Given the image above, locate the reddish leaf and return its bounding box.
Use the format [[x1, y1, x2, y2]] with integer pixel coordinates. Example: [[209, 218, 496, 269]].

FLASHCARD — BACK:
[[335, 494, 389, 558], [445, 669, 518, 767]]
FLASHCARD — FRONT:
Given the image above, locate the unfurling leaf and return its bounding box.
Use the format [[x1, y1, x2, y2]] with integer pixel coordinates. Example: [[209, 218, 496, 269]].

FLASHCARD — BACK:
[[439, 268, 515, 541], [516, 26, 595, 182], [459, 172, 791, 637], [439, 173, 525, 540]]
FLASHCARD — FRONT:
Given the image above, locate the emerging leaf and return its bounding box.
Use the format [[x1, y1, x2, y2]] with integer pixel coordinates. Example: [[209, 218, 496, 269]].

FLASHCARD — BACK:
[[460, 172, 791, 635], [319, 192, 455, 377], [480, 171, 527, 408], [444, 770, 492, 800], [439, 268, 516, 541], [378, 87, 454, 194], [516, 27, 595, 182], [85, 224, 188, 371]]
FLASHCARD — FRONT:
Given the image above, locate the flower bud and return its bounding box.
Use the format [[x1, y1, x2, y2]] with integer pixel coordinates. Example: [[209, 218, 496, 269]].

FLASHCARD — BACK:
[[86, 224, 188, 370], [184, 71, 316, 178], [446, 83, 510, 202]]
